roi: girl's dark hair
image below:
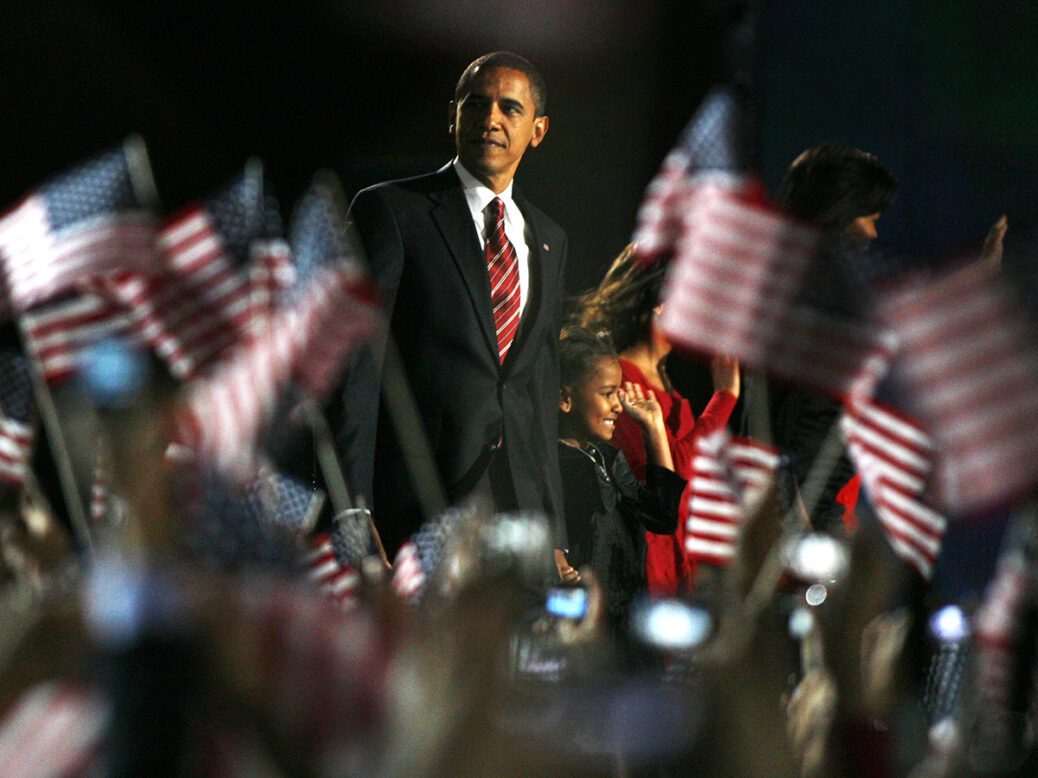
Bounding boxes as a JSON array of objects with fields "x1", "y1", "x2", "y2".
[
  {"x1": 777, "y1": 143, "x2": 897, "y2": 234},
  {"x1": 572, "y1": 244, "x2": 667, "y2": 354},
  {"x1": 559, "y1": 326, "x2": 617, "y2": 389}
]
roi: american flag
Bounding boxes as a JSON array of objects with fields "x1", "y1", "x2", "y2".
[
  {"x1": 244, "y1": 186, "x2": 294, "y2": 336},
  {"x1": 303, "y1": 531, "x2": 360, "y2": 608},
  {"x1": 686, "y1": 430, "x2": 779, "y2": 567},
  {"x1": 247, "y1": 238, "x2": 294, "y2": 336},
  {"x1": 0, "y1": 146, "x2": 156, "y2": 312},
  {"x1": 180, "y1": 256, "x2": 378, "y2": 480},
  {"x1": 289, "y1": 177, "x2": 349, "y2": 291},
  {"x1": 303, "y1": 510, "x2": 373, "y2": 610},
  {"x1": 104, "y1": 171, "x2": 273, "y2": 379},
  {"x1": 659, "y1": 186, "x2": 894, "y2": 399},
  {"x1": 972, "y1": 535, "x2": 1037, "y2": 759},
  {"x1": 243, "y1": 467, "x2": 324, "y2": 532},
  {"x1": 0, "y1": 348, "x2": 34, "y2": 486},
  {"x1": 877, "y1": 260, "x2": 1038, "y2": 513},
  {"x1": 391, "y1": 507, "x2": 461, "y2": 604},
  {"x1": 840, "y1": 396, "x2": 946, "y2": 579},
  {"x1": 187, "y1": 471, "x2": 306, "y2": 572},
  {"x1": 639, "y1": 87, "x2": 893, "y2": 399},
  {"x1": 0, "y1": 682, "x2": 108, "y2": 778},
  {"x1": 632, "y1": 86, "x2": 753, "y2": 264},
  {"x1": 21, "y1": 288, "x2": 134, "y2": 383}
]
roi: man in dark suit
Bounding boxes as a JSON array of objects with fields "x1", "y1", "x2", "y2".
[{"x1": 338, "y1": 52, "x2": 569, "y2": 564}]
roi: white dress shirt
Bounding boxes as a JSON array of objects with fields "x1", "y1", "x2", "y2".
[{"x1": 453, "y1": 158, "x2": 530, "y2": 318}]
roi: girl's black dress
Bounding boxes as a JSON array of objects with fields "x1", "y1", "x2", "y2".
[{"x1": 558, "y1": 440, "x2": 685, "y2": 628}]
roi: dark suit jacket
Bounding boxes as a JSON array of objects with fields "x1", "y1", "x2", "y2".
[{"x1": 337, "y1": 164, "x2": 567, "y2": 553}]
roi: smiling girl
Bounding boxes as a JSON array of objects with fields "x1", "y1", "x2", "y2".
[{"x1": 555, "y1": 327, "x2": 685, "y2": 630}]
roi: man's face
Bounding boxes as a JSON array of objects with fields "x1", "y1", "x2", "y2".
[{"x1": 451, "y1": 66, "x2": 548, "y2": 191}]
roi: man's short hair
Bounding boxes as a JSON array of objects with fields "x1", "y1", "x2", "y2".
[
  {"x1": 455, "y1": 51, "x2": 547, "y2": 116},
  {"x1": 777, "y1": 143, "x2": 897, "y2": 234}
]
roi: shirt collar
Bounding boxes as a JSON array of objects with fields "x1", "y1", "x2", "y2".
[{"x1": 453, "y1": 158, "x2": 515, "y2": 215}]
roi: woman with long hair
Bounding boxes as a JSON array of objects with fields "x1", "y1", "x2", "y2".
[
  {"x1": 574, "y1": 245, "x2": 739, "y2": 595},
  {"x1": 748, "y1": 143, "x2": 898, "y2": 534}
]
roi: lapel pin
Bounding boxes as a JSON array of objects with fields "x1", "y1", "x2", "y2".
[{"x1": 543, "y1": 243, "x2": 550, "y2": 252}]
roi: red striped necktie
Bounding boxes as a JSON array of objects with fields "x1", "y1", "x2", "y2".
[{"x1": 484, "y1": 197, "x2": 521, "y2": 362}]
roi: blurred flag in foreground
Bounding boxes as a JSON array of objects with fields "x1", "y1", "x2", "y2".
[
  {"x1": 304, "y1": 531, "x2": 360, "y2": 609},
  {"x1": 632, "y1": 87, "x2": 754, "y2": 265},
  {"x1": 640, "y1": 88, "x2": 892, "y2": 399},
  {"x1": 289, "y1": 175, "x2": 349, "y2": 293},
  {"x1": 659, "y1": 185, "x2": 893, "y2": 399},
  {"x1": 686, "y1": 430, "x2": 779, "y2": 567},
  {"x1": 971, "y1": 520, "x2": 1038, "y2": 762},
  {"x1": 841, "y1": 395, "x2": 946, "y2": 579},
  {"x1": 0, "y1": 348, "x2": 34, "y2": 485},
  {"x1": 877, "y1": 260, "x2": 1038, "y2": 514},
  {"x1": 0, "y1": 143, "x2": 156, "y2": 313},
  {"x1": 180, "y1": 255, "x2": 378, "y2": 479},
  {"x1": 391, "y1": 507, "x2": 462, "y2": 604},
  {"x1": 21, "y1": 289, "x2": 133, "y2": 384},
  {"x1": 105, "y1": 168, "x2": 278, "y2": 379}
]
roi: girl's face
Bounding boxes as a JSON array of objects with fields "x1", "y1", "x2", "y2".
[{"x1": 560, "y1": 356, "x2": 624, "y2": 442}]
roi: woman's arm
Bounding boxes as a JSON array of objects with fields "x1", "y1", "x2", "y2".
[{"x1": 668, "y1": 356, "x2": 740, "y2": 473}]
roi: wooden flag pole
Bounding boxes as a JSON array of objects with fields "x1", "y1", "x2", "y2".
[
  {"x1": 124, "y1": 134, "x2": 163, "y2": 213},
  {"x1": 306, "y1": 401, "x2": 390, "y2": 568},
  {"x1": 380, "y1": 331, "x2": 449, "y2": 521},
  {"x1": 733, "y1": 418, "x2": 849, "y2": 648},
  {"x1": 332, "y1": 174, "x2": 449, "y2": 527},
  {"x1": 793, "y1": 420, "x2": 847, "y2": 526},
  {"x1": 13, "y1": 319, "x2": 94, "y2": 553}
]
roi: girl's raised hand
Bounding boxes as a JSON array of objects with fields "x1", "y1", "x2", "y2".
[{"x1": 618, "y1": 381, "x2": 664, "y2": 432}]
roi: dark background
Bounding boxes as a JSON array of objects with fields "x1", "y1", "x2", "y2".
[
  {"x1": 4, "y1": 1, "x2": 1036, "y2": 283},
  {"x1": 4, "y1": 0, "x2": 1037, "y2": 595}
]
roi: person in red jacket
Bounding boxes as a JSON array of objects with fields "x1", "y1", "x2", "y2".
[{"x1": 575, "y1": 244, "x2": 739, "y2": 595}]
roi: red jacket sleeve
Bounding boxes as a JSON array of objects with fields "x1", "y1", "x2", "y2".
[{"x1": 669, "y1": 390, "x2": 737, "y2": 478}]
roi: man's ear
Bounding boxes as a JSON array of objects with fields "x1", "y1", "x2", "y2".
[
  {"x1": 559, "y1": 385, "x2": 573, "y2": 413},
  {"x1": 448, "y1": 101, "x2": 457, "y2": 135},
  {"x1": 529, "y1": 115, "x2": 549, "y2": 148}
]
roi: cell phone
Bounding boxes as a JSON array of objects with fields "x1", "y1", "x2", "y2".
[
  {"x1": 545, "y1": 586, "x2": 588, "y2": 619},
  {"x1": 631, "y1": 598, "x2": 712, "y2": 651}
]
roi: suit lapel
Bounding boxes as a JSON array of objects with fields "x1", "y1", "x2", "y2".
[
  {"x1": 507, "y1": 190, "x2": 552, "y2": 368},
  {"x1": 429, "y1": 170, "x2": 500, "y2": 360}
]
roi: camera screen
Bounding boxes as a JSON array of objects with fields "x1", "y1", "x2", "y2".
[{"x1": 545, "y1": 587, "x2": 588, "y2": 619}]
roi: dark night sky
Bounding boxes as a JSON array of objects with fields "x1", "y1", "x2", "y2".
[
  {"x1": 1, "y1": 0, "x2": 729, "y2": 293},
  {"x1": 5, "y1": 1, "x2": 1036, "y2": 282}
]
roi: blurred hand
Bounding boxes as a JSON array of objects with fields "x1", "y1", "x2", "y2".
[
  {"x1": 553, "y1": 548, "x2": 580, "y2": 583},
  {"x1": 556, "y1": 567, "x2": 604, "y2": 645},
  {"x1": 787, "y1": 669, "x2": 838, "y2": 777},
  {"x1": 860, "y1": 608, "x2": 911, "y2": 720},
  {"x1": 710, "y1": 355, "x2": 740, "y2": 398}
]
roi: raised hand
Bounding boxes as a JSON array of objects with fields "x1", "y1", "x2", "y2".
[
  {"x1": 710, "y1": 354, "x2": 740, "y2": 397},
  {"x1": 618, "y1": 381, "x2": 664, "y2": 432},
  {"x1": 619, "y1": 382, "x2": 674, "y2": 471}
]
